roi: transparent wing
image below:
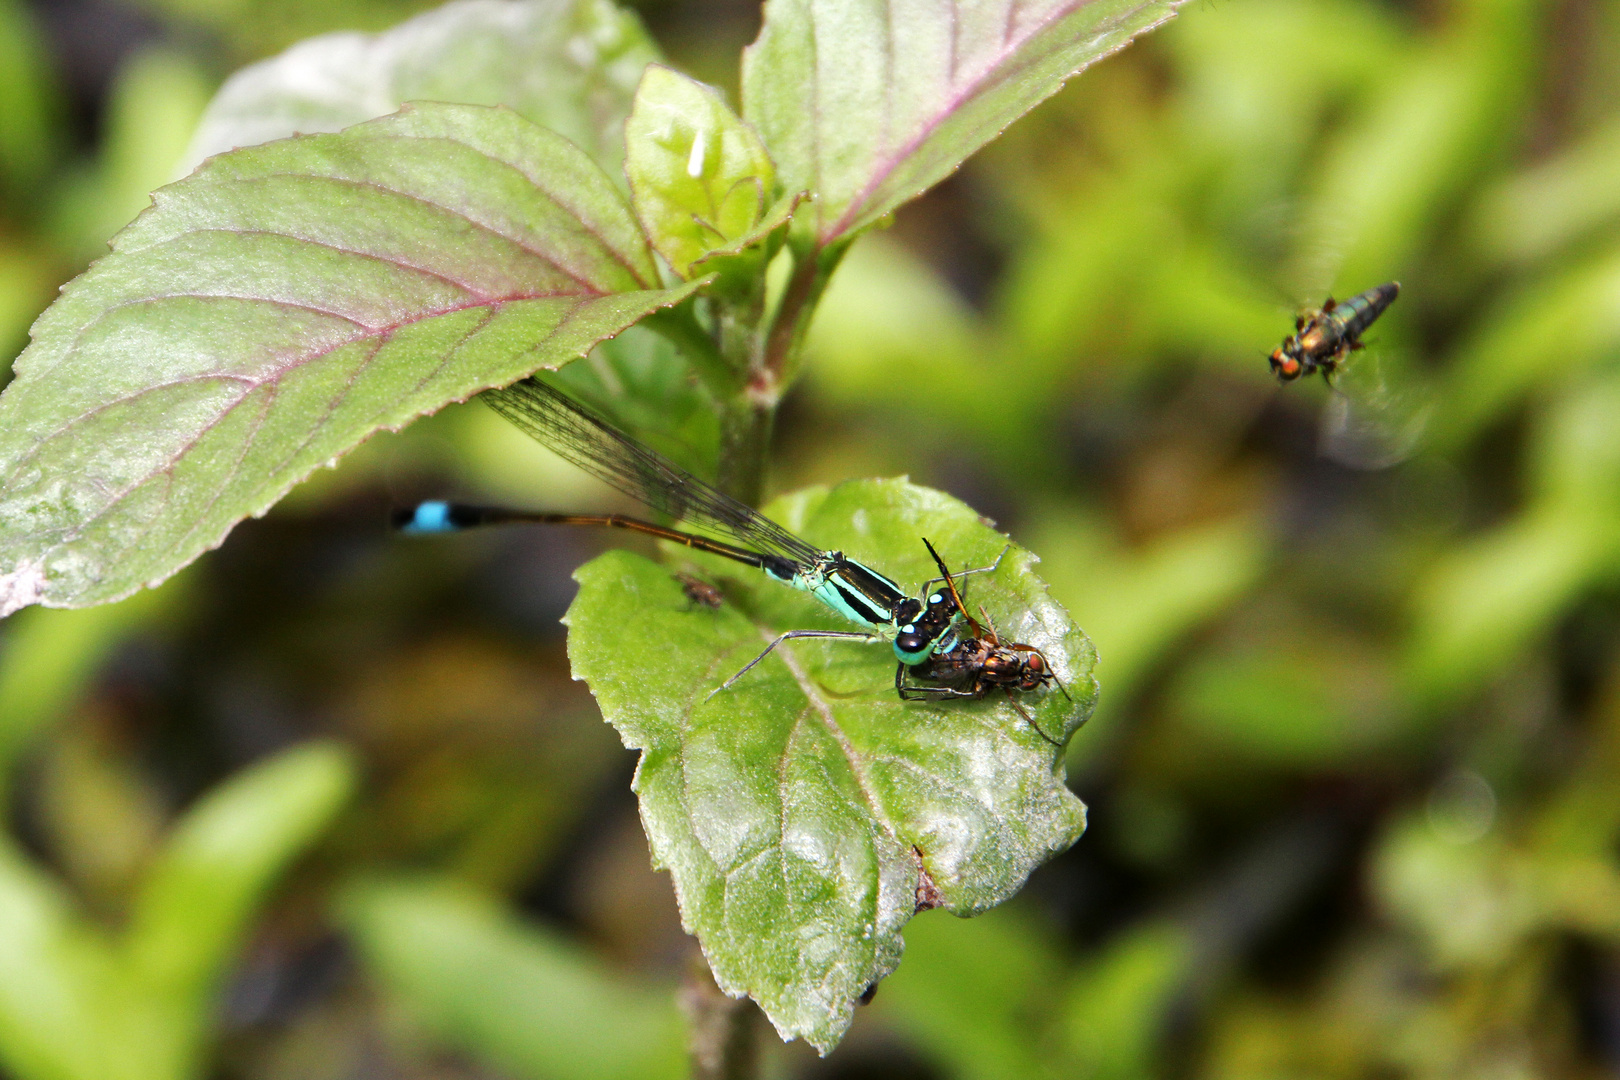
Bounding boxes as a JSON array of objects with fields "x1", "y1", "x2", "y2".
[
  {"x1": 1318, "y1": 345, "x2": 1431, "y2": 470},
  {"x1": 483, "y1": 377, "x2": 824, "y2": 565}
]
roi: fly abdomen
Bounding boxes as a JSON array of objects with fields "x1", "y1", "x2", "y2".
[{"x1": 1337, "y1": 282, "x2": 1400, "y2": 342}]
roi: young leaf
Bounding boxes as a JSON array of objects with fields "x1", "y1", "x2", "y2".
[
  {"x1": 741, "y1": 0, "x2": 1187, "y2": 247},
  {"x1": 124, "y1": 742, "x2": 356, "y2": 1005},
  {"x1": 183, "y1": 0, "x2": 660, "y2": 174},
  {"x1": 120, "y1": 741, "x2": 356, "y2": 1080},
  {"x1": 342, "y1": 878, "x2": 686, "y2": 1080},
  {"x1": 566, "y1": 478, "x2": 1095, "y2": 1053},
  {"x1": 0, "y1": 842, "x2": 111, "y2": 1080},
  {"x1": 0, "y1": 102, "x2": 702, "y2": 617},
  {"x1": 625, "y1": 65, "x2": 778, "y2": 278}
]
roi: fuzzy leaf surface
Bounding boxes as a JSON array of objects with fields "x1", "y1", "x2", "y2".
[
  {"x1": 625, "y1": 65, "x2": 777, "y2": 277},
  {"x1": 0, "y1": 102, "x2": 700, "y2": 615},
  {"x1": 183, "y1": 0, "x2": 660, "y2": 174},
  {"x1": 741, "y1": 0, "x2": 1186, "y2": 246},
  {"x1": 566, "y1": 477, "x2": 1094, "y2": 1052}
]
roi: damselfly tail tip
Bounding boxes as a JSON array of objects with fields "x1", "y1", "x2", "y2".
[{"x1": 395, "y1": 500, "x2": 458, "y2": 534}]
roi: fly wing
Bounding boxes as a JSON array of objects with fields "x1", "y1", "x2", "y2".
[
  {"x1": 1318, "y1": 346, "x2": 1430, "y2": 469},
  {"x1": 483, "y1": 378, "x2": 824, "y2": 565}
]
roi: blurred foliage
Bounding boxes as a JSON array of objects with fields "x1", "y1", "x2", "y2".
[{"x1": 1, "y1": 0, "x2": 1620, "y2": 1076}]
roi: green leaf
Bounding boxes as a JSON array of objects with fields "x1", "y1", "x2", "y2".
[
  {"x1": 1061, "y1": 920, "x2": 1192, "y2": 1080},
  {"x1": 625, "y1": 65, "x2": 778, "y2": 278},
  {"x1": 0, "y1": 102, "x2": 703, "y2": 616},
  {"x1": 342, "y1": 878, "x2": 686, "y2": 1080},
  {"x1": 0, "y1": 743, "x2": 353, "y2": 1080},
  {"x1": 1403, "y1": 506, "x2": 1619, "y2": 709},
  {"x1": 183, "y1": 0, "x2": 660, "y2": 175},
  {"x1": 125, "y1": 741, "x2": 356, "y2": 1000},
  {"x1": 119, "y1": 742, "x2": 356, "y2": 1078},
  {"x1": 565, "y1": 478, "x2": 1094, "y2": 1052},
  {"x1": 1431, "y1": 246, "x2": 1620, "y2": 452},
  {"x1": 0, "y1": 842, "x2": 112, "y2": 1080},
  {"x1": 0, "y1": 0, "x2": 60, "y2": 201},
  {"x1": 1291, "y1": 0, "x2": 1539, "y2": 290},
  {"x1": 878, "y1": 905, "x2": 1062, "y2": 1080},
  {"x1": 1469, "y1": 112, "x2": 1620, "y2": 267},
  {"x1": 741, "y1": 0, "x2": 1186, "y2": 248}
]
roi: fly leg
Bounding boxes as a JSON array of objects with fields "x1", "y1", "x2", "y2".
[
  {"x1": 708, "y1": 630, "x2": 883, "y2": 699},
  {"x1": 896, "y1": 661, "x2": 982, "y2": 701},
  {"x1": 1005, "y1": 690, "x2": 1063, "y2": 748}
]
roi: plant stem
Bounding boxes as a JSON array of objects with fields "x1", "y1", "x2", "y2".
[
  {"x1": 710, "y1": 265, "x2": 778, "y2": 506},
  {"x1": 680, "y1": 955, "x2": 759, "y2": 1080},
  {"x1": 707, "y1": 244, "x2": 841, "y2": 505},
  {"x1": 714, "y1": 394, "x2": 774, "y2": 508}
]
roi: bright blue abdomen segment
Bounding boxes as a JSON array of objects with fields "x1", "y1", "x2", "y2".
[{"x1": 401, "y1": 501, "x2": 457, "y2": 534}]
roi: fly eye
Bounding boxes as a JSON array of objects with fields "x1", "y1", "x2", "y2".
[{"x1": 1026, "y1": 654, "x2": 1045, "y2": 672}]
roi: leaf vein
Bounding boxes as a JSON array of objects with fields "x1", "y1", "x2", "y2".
[
  {"x1": 772, "y1": 635, "x2": 900, "y2": 851},
  {"x1": 141, "y1": 382, "x2": 279, "y2": 566},
  {"x1": 203, "y1": 171, "x2": 607, "y2": 295},
  {"x1": 192, "y1": 227, "x2": 494, "y2": 298},
  {"x1": 822, "y1": 0, "x2": 1161, "y2": 242},
  {"x1": 262, "y1": 333, "x2": 394, "y2": 480},
  {"x1": 352, "y1": 130, "x2": 654, "y2": 288}
]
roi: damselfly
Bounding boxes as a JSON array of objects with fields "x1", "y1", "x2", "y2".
[
  {"x1": 397, "y1": 377, "x2": 1017, "y2": 698},
  {"x1": 898, "y1": 540, "x2": 1067, "y2": 745}
]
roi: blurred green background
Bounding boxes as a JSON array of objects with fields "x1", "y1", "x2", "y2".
[{"x1": 4, "y1": 0, "x2": 1620, "y2": 1076}]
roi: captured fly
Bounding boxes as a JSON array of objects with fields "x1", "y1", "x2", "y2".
[{"x1": 898, "y1": 540, "x2": 1068, "y2": 745}]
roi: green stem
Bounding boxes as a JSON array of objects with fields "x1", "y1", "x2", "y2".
[
  {"x1": 680, "y1": 955, "x2": 759, "y2": 1080},
  {"x1": 710, "y1": 265, "x2": 777, "y2": 505},
  {"x1": 709, "y1": 243, "x2": 842, "y2": 505},
  {"x1": 714, "y1": 395, "x2": 774, "y2": 508}
]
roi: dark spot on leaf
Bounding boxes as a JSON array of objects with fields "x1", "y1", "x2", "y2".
[{"x1": 913, "y1": 847, "x2": 943, "y2": 911}]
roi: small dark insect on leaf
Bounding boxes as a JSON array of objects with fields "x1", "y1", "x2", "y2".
[
  {"x1": 676, "y1": 573, "x2": 725, "y2": 608},
  {"x1": 858, "y1": 982, "x2": 879, "y2": 1005}
]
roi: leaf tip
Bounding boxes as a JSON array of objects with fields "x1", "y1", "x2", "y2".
[{"x1": 0, "y1": 557, "x2": 48, "y2": 618}]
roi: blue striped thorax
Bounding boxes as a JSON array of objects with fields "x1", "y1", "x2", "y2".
[
  {"x1": 792, "y1": 553, "x2": 906, "y2": 629},
  {"x1": 780, "y1": 553, "x2": 963, "y2": 665}
]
